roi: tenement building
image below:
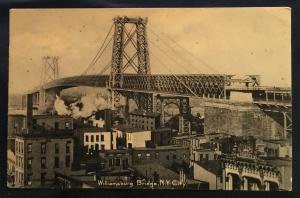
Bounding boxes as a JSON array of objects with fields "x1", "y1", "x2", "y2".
[
  {"x1": 14, "y1": 129, "x2": 74, "y2": 187},
  {"x1": 129, "y1": 110, "x2": 160, "y2": 131}
]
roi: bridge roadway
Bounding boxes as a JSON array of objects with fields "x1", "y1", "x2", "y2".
[{"x1": 28, "y1": 74, "x2": 291, "y2": 102}]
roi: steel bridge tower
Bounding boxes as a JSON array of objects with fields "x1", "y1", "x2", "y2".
[
  {"x1": 109, "y1": 16, "x2": 191, "y2": 134},
  {"x1": 38, "y1": 56, "x2": 60, "y2": 113},
  {"x1": 40, "y1": 56, "x2": 59, "y2": 85},
  {"x1": 110, "y1": 16, "x2": 152, "y2": 110}
]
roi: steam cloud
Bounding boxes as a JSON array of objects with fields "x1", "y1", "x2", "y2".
[
  {"x1": 54, "y1": 95, "x2": 71, "y2": 116},
  {"x1": 54, "y1": 94, "x2": 109, "y2": 119}
]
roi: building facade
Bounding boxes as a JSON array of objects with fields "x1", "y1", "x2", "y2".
[
  {"x1": 132, "y1": 145, "x2": 189, "y2": 167},
  {"x1": 129, "y1": 111, "x2": 160, "y2": 131},
  {"x1": 14, "y1": 132, "x2": 74, "y2": 187}
]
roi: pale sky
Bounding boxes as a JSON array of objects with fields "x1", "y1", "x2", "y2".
[{"x1": 9, "y1": 8, "x2": 291, "y2": 94}]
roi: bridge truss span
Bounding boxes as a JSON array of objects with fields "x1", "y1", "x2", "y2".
[{"x1": 121, "y1": 74, "x2": 228, "y2": 99}]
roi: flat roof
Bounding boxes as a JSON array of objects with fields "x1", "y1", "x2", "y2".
[
  {"x1": 172, "y1": 134, "x2": 198, "y2": 140},
  {"x1": 33, "y1": 114, "x2": 73, "y2": 119},
  {"x1": 114, "y1": 125, "x2": 149, "y2": 133},
  {"x1": 129, "y1": 110, "x2": 160, "y2": 117},
  {"x1": 133, "y1": 145, "x2": 188, "y2": 151}
]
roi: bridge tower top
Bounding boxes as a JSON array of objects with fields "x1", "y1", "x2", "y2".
[
  {"x1": 40, "y1": 56, "x2": 59, "y2": 86},
  {"x1": 110, "y1": 16, "x2": 150, "y2": 89}
]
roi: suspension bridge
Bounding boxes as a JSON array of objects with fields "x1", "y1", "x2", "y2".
[{"x1": 25, "y1": 16, "x2": 291, "y2": 135}]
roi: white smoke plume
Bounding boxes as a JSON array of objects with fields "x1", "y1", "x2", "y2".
[
  {"x1": 54, "y1": 93, "x2": 109, "y2": 119},
  {"x1": 89, "y1": 116, "x2": 105, "y2": 128},
  {"x1": 70, "y1": 94, "x2": 109, "y2": 118},
  {"x1": 54, "y1": 95, "x2": 71, "y2": 116}
]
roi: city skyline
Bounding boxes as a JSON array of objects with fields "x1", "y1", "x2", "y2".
[{"x1": 9, "y1": 8, "x2": 291, "y2": 94}]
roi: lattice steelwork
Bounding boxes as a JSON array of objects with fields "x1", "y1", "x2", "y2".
[
  {"x1": 40, "y1": 56, "x2": 59, "y2": 85},
  {"x1": 121, "y1": 74, "x2": 227, "y2": 98},
  {"x1": 110, "y1": 17, "x2": 151, "y2": 108},
  {"x1": 39, "y1": 74, "x2": 227, "y2": 99},
  {"x1": 136, "y1": 18, "x2": 150, "y2": 74}
]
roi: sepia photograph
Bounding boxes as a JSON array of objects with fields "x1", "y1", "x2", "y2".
[{"x1": 7, "y1": 8, "x2": 292, "y2": 190}]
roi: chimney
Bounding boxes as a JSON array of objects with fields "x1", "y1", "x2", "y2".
[
  {"x1": 103, "y1": 109, "x2": 112, "y2": 131},
  {"x1": 26, "y1": 94, "x2": 33, "y2": 132}
]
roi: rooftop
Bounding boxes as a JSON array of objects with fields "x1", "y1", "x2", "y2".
[
  {"x1": 78, "y1": 127, "x2": 114, "y2": 133},
  {"x1": 33, "y1": 114, "x2": 73, "y2": 119},
  {"x1": 133, "y1": 145, "x2": 189, "y2": 151},
  {"x1": 114, "y1": 124, "x2": 149, "y2": 133},
  {"x1": 132, "y1": 163, "x2": 179, "y2": 180},
  {"x1": 15, "y1": 128, "x2": 74, "y2": 138},
  {"x1": 152, "y1": 127, "x2": 172, "y2": 132},
  {"x1": 172, "y1": 134, "x2": 198, "y2": 140},
  {"x1": 129, "y1": 110, "x2": 160, "y2": 117},
  {"x1": 194, "y1": 160, "x2": 222, "y2": 175}
]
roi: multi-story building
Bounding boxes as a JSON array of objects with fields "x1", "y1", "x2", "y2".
[
  {"x1": 7, "y1": 149, "x2": 16, "y2": 186},
  {"x1": 83, "y1": 129, "x2": 117, "y2": 152},
  {"x1": 193, "y1": 160, "x2": 223, "y2": 190},
  {"x1": 114, "y1": 125, "x2": 151, "y2": 149},
  {"x1": 129, "y1": 110, "x2": 160, "y2": 131},
  {"x1": 84, "y1": 150, "x2": 132, "y2": 173},
  {"x1": 33, "y1": 114, "x2": 74, "y2": 131},
  {"x1": 151, "y1": 127, "x2": 174, "y2": 146},
  {"x1": 14, "y1": 130, "x2": 74, "y2": 187},
  {"x1": 132, "y1": 145, "x2": 189, "y2": 167}
]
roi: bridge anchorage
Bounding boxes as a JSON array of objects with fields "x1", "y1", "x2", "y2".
[{"x1": 26, "y1": 16, "x2": 292, "y2": 136}]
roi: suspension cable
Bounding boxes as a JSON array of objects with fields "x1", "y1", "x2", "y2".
[
  {"x1": 148, "y1": 26, "x2": 220, "y2": 73},
  {"x1": 150, "y1": 51, "x2": 198, "y2": 97},
  {"x1": 81, "y1": 24, "x2": 114, "y2": 75}
]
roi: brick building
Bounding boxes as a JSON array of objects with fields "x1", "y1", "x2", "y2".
[
  {"x1": 114, "y1": 125, "x2": 151, "y2": 149},
  {"x1": 132, "y1": 145, "x2": 189, "y2": 167},
  {"x1": 151, "y1": 127, "x2": 174, "y2": 146},
  {"x1": 14, "y1": 131, "x2": 74, "y2": 187},
  {"x1": 129, "y1": 110, "x2": 160, "y2": 130}
]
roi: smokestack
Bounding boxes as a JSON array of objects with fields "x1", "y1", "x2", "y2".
[
  {"x1": 26, "y1": 94, "x2": 33, "y2": 132},
  {"x1": 103, "y1": 109, "x2": 112, "y2": 131}
]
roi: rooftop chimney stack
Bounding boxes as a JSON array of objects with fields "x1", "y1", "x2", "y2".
[
  {"x1": 26, "y1": 94, "x2": 33, "y2": 132},
  {"x1": 103, "y1": 109, "x2": 112, "y2": 131}
]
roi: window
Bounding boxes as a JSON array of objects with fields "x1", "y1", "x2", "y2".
[
  {"x1": 101, "y1": 135, "x2": 104, "y2": 141},
  {"x1": 214, "y1": 154, "x2": 218, "y2": 160},
  {"x1": 166, "y1": 155, "x2": 169, "y2": 160},
  {"x1": 95, "y1": 144, "x2": 99, "y2": 151},
  {"x1": 66, "y1": 141, "x2": 71, "y2": 153},
  {"x1": 65, "y1": 156, "x2": 70, "y2": 167},
  {"x1": 155, "y1": 153, "x2": 159, "y2": 159},
  {"x1": 27, "y1": 158, "x2": 32, "y2": 169},
  {"x1": 54, "y1": 122, "x2": 59, "y2": 130},
  {"x1": 41, "y1": 157, "x2": 46, "y2": 169},
  {"x1": 55, "y1": 143, "x2": 59, "y2": 154},
  {"x1": 27, "y1": 143, "x2": 32, "y2": 153},
  {"x1": 16, "y1": 142, "x2": 19, "y2": 153},
  {"x1": 41, "y1": 143, "x2": 46, "y2": 154},
  {"x1": 206, "y1": 154, "x2": 209, "y2": 160},
  {"x1": 137, "y1": 153, "x2": 141, "y2": 159},
  {"x1": 27, "y1": 174, "x2": 32, "y2": 186},
  {"x1": 91, "y1": 145, "x2": 94, "y2": 150},
  {"x1": 85, "y1": 135, "x2": 89, "y2": 142},
  {"x1": 101, "y1": 145, "x2": 105, "y2": 150},
  {"x1": 109, "y1": 159, "x2": 114, "y2": 167},
  {"x1": 173, "y1": 154, "x2": 177, "y2": 160},
  {"x1": 146, "y1": 153, "x2": 151, "y2": 160},
  {"x1": 54, "y1": 157, "x2": 59, "y2": 168},
  {"x1": 20, "y1": 142, "x2": 23, "y2": 153},
  {"x1": 41, "y1": 172, "x2": 46, "y2": 185},
  {"x1": 200, "y1": 154, "x2": 203, "y2": 161},
  {"x1": 115, "y1": 158, "x2": 121, "y2": 166},
  {"x1": 96, "y1": 135, "x2": 99, "y2": 141},
  {"x1": 91, "y1": 135, "x2": 94, "y2": 142},
  {"x1": 65, "y1": 122, "x2": 70, "y2": 129}
]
